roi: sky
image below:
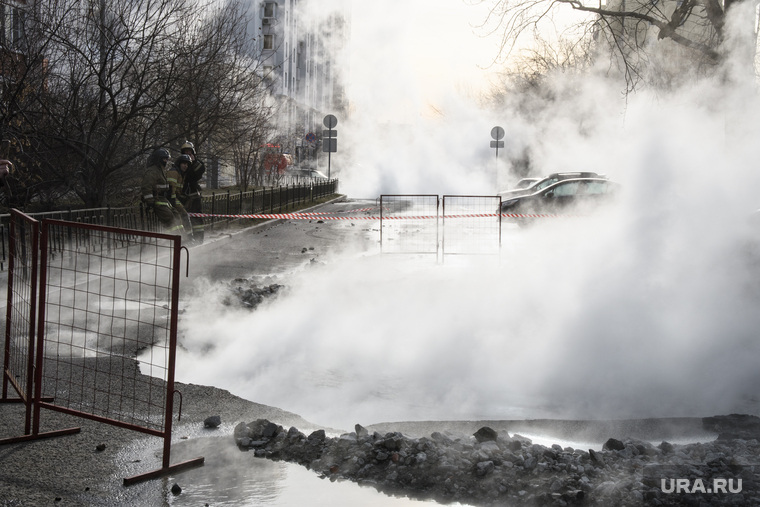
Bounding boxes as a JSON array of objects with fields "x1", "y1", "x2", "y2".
[
  {"x1": 160, "y1": 0, "x2": 760, "y2": 432},
  {"x1": 344, "y1": 0, "x2": 499, "y2": 120}
]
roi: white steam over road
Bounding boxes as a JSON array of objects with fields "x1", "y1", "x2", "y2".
[{"x1": 170, "y1": 1, "x2": 760, "y2": 431}]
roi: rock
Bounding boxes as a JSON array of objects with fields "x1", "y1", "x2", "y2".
[
  {"x1": 473, "y1": 426, "x2": 498, "y2": 443},
  {"x1": 307, "y1": 429, "x2": 326, "y2": 443},
  {"x1": 225, "y1": 281, "x2": 283, "y2": 310},
  {"x1": 287, "y1": 426, "x2": 305, "y2": 441},
  {"x1": 479, "y1": 441, "x2": 500, "y2": 453},
  {"x1": 588, "y1": 448, "x2": 605, "y2": 465},
  {"x1": 355, "y1": 424, "x2": 368, "y2": 438},
  {"x1": 95, "y1": 444, "x2": 106, "y2": 452},
  {"x1": 603, "y1": 438, "x2": 625, "y2": 451},
  {"x1": 261, "y1": 421, "x2": 280, "y2": 438},
  {"x1": 204, "y1": 415, "x2": 222, "y2": 428},
  {"x1": 170, "y1": 483, "x2": 182, "y2": 495},
  {"x1": 233, "y1": 421, "x2": 249, "y2": 440},
  {"x1": 475, "y1": 461, "x2": 494, "y2": 476},
  {"x1": 376, "y1": 433, "x2": 403, "y2": 451},
  {"x1": 230, "y1": 417, "x2": 760, "y2": 507}
]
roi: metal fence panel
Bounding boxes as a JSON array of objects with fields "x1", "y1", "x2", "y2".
[
  {"x1": 442, "y1": 195, "x2": 502, "y2": 257},
  {"x1": 380, "y1": 195, "x2": 439, "y2": 255},
  {"x1": 1, "y1": 214, "x2": 202, "y2": 482},
  {"x1": 1, "y1": 210, "x2": 39, "y2": 434},
  {"x1": 35, "y1": 219, "x2": 180, "y2": 437}
]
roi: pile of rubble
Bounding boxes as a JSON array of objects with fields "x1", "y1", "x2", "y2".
[
  {"x1": 223, "y1": 277, "x2": 284, "y2": 309},
  {"x1": 234, "y1": 416, "x2": 760, "y2": 506}
]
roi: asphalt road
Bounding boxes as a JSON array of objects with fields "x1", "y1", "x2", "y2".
[{"x1": 182, "y1": 196, "x2": 378, "y2": 287}]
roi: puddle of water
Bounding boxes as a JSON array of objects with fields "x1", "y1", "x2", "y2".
[{"x1": 129, "y1": 435, "x2": 462, "y2": 506}]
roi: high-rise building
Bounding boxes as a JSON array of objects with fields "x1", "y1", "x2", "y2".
[{"x1": 254, "y1": 0, "x2": 349, "y2": 167}]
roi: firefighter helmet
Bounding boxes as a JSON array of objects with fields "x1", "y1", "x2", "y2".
[
  {"x1": 176, "y1": 154, "x2": 192, "y2": 166},
  {"x1": 149, "y1": 148, "x2": 171, "y2": 167},
  {"x1": 180, "y1": 141, "x2": 196, "y2": 155}
]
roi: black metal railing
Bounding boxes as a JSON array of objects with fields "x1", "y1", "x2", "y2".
[{"x1": 0, "y1": 180, "x2": 339, "y2": 271}]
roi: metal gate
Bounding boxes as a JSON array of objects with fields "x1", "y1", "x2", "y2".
[
  {"x1": 380, "y1": 195, "x2": 502, "y2": 260},
  {"x1": 379, "y1": 195, "x2": 439, "y2": 256},
  {"x1": 442, "y1": 195, "x2": 502, "y2": 259},
  {"x1": 1, "y1": 211, "x2": 203, "y2": 485}
]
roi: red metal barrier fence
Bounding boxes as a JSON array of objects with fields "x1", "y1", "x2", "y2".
[
  {"x1": 2, "y1": 210, "x2": 44, "y2": 436},
  {"x1": 1, "y1": 211, "x2": 203, "y2": 485}
]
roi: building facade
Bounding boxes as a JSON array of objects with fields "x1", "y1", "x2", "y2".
[{"x1": 253, "y1": 0, "x2": 349, "y2": 168}]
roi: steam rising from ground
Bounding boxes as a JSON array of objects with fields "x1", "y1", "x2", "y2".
[
  {"x1": 174, "y1": 82, "x2": 760, "y2": 427},
  {"x1": 172, "y1": 3, "x2": 760, "y2": 430}
]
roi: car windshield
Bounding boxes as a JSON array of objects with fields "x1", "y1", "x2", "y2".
[
  {"x1": 515, "y1": 178, "x2": 537, "y2": 189},
  {"x1": 534, "y1": 178, "x2": 558, "y2": 191}
]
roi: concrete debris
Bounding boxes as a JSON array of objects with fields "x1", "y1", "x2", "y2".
[
  {"x1": 204, "y1": 415, "x2": 222, "y2": 429},
  {"x1": 224, "y1": 280, "x2": 284, "y2": 310},
  {"x1": 233, "y1": 418, "x2": 760, "y2": 506},
  {"x1": 473, "y1": 426, "x2": 499, "y2": 443}
]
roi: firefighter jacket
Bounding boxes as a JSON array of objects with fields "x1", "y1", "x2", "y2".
[
  {"x1": 141, "y1": 163, "x2": 172, "y2": 206},
  {"x1": 183, "y1": 159, "x2": 205, "y2": 195},
  {"x1": 165, "y1": 164, "x2": 186, "y2": 204}
]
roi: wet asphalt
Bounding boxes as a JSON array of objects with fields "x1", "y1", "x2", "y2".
[{"x1": 182, "y1": 196, "x2": 378, "y2": 285}]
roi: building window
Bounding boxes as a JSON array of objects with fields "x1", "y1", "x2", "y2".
[
  {"x1": 0, "y1": 3, "x2": 26, "y2": 49},
  {"x1": 263, "y1": 34, "x2": 274, "y2": 50},
  {"x1": 264, "y1": 2, "x2": 276, "y2": 18}
]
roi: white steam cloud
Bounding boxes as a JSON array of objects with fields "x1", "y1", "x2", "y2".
[{"x1": 170, "y1": 1, "x2": 760, "y2": 431}]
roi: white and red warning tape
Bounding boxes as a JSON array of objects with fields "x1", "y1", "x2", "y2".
[{"x1": 187, "y1": 212, "x2": 578, "y2": 220}]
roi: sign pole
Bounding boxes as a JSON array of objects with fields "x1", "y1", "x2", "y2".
[
  {"x1": 322, "y1": 115, "x2": 338, "y2": 180},
  {"x1": 490, "y1": 126, "x2": 505, "y2": 191}
]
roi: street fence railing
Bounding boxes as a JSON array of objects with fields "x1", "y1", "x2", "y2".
[{"x1": 0, "y1": 179, "x2": 339, "y2": 271}]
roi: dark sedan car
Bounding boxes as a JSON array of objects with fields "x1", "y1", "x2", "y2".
[
  {"x1": 498, "y1": 171, "x2": 606, "y2": 200},
  {"x1": 499, "y1": 178, "x2": 619, "y2": 224}
]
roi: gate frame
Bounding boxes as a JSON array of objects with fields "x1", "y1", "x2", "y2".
[
  {"x1": 379, "y1": 194, "x2": 440, "y2": 257},
  {"x1": 1, "y1": 210, "x2": 78, "y2": 441},
  {"x1": 441, "y1": 194, "x2": 502, "y2": 260}
]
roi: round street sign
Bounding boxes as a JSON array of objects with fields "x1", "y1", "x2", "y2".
[
  {"x1": 305, "y1": 132, "x2": 316, "y2": 143},
  {"x1": 491, "y1": 126, "x2": 505, "y2": 140},
  {"x1": 323, "y1": 114, "x2": 338, "y2": 129}
]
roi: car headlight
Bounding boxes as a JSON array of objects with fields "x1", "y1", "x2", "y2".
[{"x1": 501, "y1": 199, "x2": 519, "y2": 209}]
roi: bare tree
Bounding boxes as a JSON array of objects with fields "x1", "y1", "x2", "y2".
[
  {"x1": 229, "y1": 97, "x2": 276, "y2": 191},
  {"x1": 474, "y1": 0, "x2": 758, "y2": 91},
  {"x1": 0, "y1": 0, "x2": 276, "y2": 209},
  {"x1": 164, "y1": 1, "x2": 280, "y2": 192},
  {"x1": 482, "y1": 31, "x2": 596, "y2": 179}
]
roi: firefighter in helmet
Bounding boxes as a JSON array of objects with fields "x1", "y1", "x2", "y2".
[
  {"x1": 140, "y1": 148, "x2": 187, "y2": 238},
  {"x1": 166, "y1": 154, "x2": 194, "y2": 238},
  {"x1": 179, "y1": 141, "x2": 206, "y2": 243}
]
